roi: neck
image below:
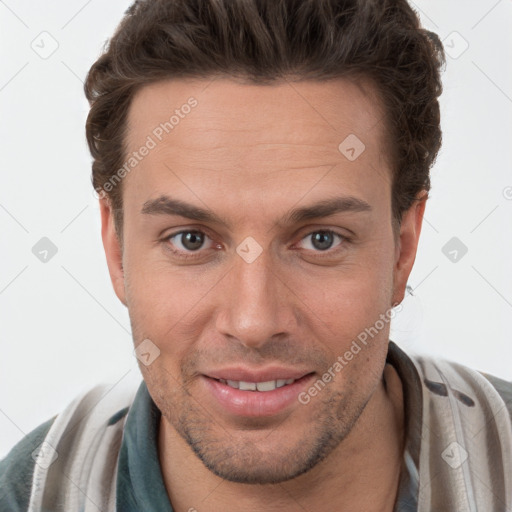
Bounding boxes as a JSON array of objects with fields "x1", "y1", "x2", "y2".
[{"x1": 158, "y1": 363, "x2": 404, "y2": 512}]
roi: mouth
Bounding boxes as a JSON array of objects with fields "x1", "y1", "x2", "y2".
[
  {"x1": 201, "y1": 373, "x2": 316, "y2": 417},
  {"x1": 214, "y1": 377, "x2": 298, "y2": 392}
]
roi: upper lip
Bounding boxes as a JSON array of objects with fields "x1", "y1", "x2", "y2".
[{"x1": 204, "y1": 367, "x2": 313, "y2": 382}]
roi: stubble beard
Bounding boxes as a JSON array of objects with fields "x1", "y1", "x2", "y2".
[{"x1": 153, "y1": 378, "x2": 370, "y2": 485}]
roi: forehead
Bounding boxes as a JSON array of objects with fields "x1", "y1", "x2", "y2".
[
  {"x1": 126, "y1": 76, "x2": 385, "y2": 149},
  {"x1": 123, "y1": 77, "x2": 391, "y2": 211}
]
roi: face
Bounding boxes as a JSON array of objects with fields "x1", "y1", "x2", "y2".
[{"x1": 101, "y1": 77, "x2": 424, "y2": 484}]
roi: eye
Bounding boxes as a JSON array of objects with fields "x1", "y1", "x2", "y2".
[
  {"x1": 165, "y1": 230, "x2": 215, "y2": 253},
  {"x1": 298, "y1": 230, "x2": 345, "y2": 252}
]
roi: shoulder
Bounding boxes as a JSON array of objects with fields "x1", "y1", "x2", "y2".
[
  {"x1": 0, "y1": 415, "x2": 56, "y2": 512},
  {"x1": 479, "y1": 371, "x2": 512, "y2": 421},
  {"x1": 0, "y1": 381, "x2": 139, "y2": 512},
  {"x1": 410, "y1": 348, "x2": 512, "y2": 426}
]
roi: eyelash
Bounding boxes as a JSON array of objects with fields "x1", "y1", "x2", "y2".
[{"x1": 161, "y1": 229, "x2": 350, "y2": 261}]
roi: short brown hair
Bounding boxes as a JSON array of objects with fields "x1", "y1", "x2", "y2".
[{"x1": 85, "y1": 0, "x2": 444, "y2": 241}]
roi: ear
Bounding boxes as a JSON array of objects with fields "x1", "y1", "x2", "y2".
[
  {"x1": 392, "y1": 191, "x2": 427, "y2": 306},
  {"x1": 99, "y1": 198, "x2": 127, "y2": 307}
]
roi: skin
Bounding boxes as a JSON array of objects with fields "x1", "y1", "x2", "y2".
[{"x1": 100, "y1": 77, "x2": 426, "y2": 511}]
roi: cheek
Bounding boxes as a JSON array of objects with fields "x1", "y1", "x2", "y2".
[
  {"x1": 123, "y1": 254, "x2": 218, "y2": 360},
  {"x1": 294, "y1": 246, "x2": 394, "y2": 320},
  {"x1": 290, "y1": 240, "x2": 395, "y2": 363},
  {"x1": 124, "y1": 241, "x2": 191, "y2": 312}
]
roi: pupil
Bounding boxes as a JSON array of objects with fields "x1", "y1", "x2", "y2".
[
  {"x1": 182, "y1": 231, "x2": 204, "y2": 251},
  {"x1": 312, "y1": 231, "x2": 333, "y2": 251}
]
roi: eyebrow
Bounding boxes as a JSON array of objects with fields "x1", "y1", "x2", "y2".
[
  {"x1": 285, "y1": 196, "x2": 372, "y2": 224},
  {"x1": 141, "y1": 196, "x2": 227, "y2": 226},
  {"x1": 141, "y1": 195, "x2": 372, "y2": 227}
]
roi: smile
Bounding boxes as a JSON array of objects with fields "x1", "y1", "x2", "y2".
[
  {"x1": 202, "y1": 374, "x2": 315, "y2": 417},
  {"x1": 216, "y1": 378, "x2": 296, "y2": 391}
]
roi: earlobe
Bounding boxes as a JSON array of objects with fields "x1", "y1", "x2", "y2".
[
  {"x1": 392, "y1": 192, "x2": 427, "y2": 306},
  {"x1": 99, "y1": 198, "x2": 127, "y2": 307}
]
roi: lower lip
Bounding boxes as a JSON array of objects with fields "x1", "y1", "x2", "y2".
[{"x1": 201, "y1": 374, "x2": 315, "y2": 417}]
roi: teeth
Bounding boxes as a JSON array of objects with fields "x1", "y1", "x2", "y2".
[
  {"x1": 219, "y1": 378, "x2": 296, "y2": 391},
  {"x1": 256, "y1": 380, "x2": 276, "y2": 392},
  {"x1": 239, "y1": 381, "x2": 257, "y2": 391}
]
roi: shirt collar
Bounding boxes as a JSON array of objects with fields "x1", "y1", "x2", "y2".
[
  {"x1": 116, "y1": 380, "x2": 173, "y2": 512},
  {"x1": 386, "y1": 340, "x2": 423, "y2": 510}
]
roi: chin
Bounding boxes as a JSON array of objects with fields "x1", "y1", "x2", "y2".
[{"x1": 175, "y1": 407, "x2": 357, "y2": 485}]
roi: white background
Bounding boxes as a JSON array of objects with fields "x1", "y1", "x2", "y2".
[{"x1": 1, "y1": 0, "x2": 511, "y2": 457}]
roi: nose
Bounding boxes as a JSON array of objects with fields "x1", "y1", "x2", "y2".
[{"x1": 215, "y1": 247, "x2": 295, "y2": 349}]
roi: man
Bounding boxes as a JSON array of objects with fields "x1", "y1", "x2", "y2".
[{"x1": 1, "y1": 0, "x2": 511, "y2": 511}]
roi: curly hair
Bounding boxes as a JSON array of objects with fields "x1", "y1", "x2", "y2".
[{"x1": 84, "y1": 0, "x2": 445, "y2": 241}]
